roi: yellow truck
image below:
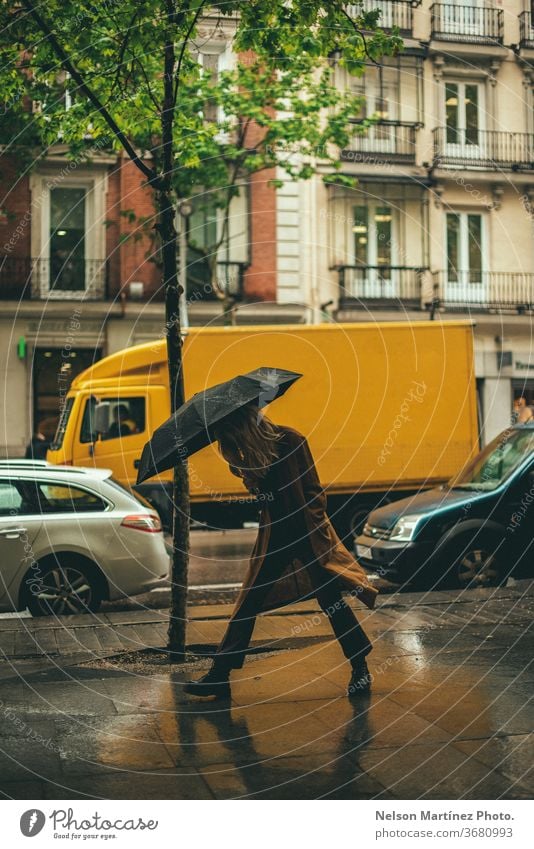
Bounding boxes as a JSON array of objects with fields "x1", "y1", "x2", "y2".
[{"x1": 47, "y1": 320, "x2": 479, "y2": 541}]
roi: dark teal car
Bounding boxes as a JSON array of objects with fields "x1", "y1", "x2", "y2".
[{"x1": 355, "y1": 424, "x2": 534, "y2": 590}]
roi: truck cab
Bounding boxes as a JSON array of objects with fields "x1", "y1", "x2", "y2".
[
  {"x1": 355, "y1": 424, "x2": 534, "y2": 590},
  {"x1": 48, "y1": 372, "x2": 173, "y2": 526}
]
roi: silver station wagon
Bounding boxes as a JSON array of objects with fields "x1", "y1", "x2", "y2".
[{"x1": 0, "y1": 460, "x2": 169, "y2": 616}]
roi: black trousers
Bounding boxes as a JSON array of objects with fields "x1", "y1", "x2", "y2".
[{"x1": 214, "y1": 540, "x2": 373, "y2": 671}]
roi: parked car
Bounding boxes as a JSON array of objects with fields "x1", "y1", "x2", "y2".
[
  {"x1": 355, "y1": 424, "x2": 534, "y2": 590},
  {"x1": 0, "y1": 461, "x2": 169, "y2": 615}
]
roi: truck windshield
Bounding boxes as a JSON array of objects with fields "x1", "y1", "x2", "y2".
[
  {"x1": 448, "y1": 428, "x2": 534, "y2": 491},
  {"x1": 50, "y1": 397, "x2": 74, "y2": 450}
]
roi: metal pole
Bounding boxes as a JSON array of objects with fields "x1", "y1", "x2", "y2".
[
  {"x1": 178, "y1": 201, "x2": 192, "y2": 331},
  {"x1": 179, "y1": 220, "x2": 189, "y2": 331}
]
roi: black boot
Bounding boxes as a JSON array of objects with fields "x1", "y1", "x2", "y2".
[
  {"x1": 183, "y1": 663, "x2": 231, "y2": 699},
  {"x1": 347, "y1": 659, "x2": 371, "y2": 697}
]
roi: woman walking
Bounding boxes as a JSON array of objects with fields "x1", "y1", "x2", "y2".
[{"x1": 184, "y1": 403, "x2": 378, "y2": 700}]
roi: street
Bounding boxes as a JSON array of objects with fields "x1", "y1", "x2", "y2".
[
  {"x1": 119, "y1": 528, "x2": 255, "y2": 610},
  {"x1": 0, "y1": 527, "x2": 392, "y2": 623},
  {"x1": 181, "y1": 528, "x2": 256, "y2": 588},
  {"x1": 0, "y1": 577, "x2": 533, "y2": 800},
  {"x1": 107, "y1": 527, "x2": 392, "y2": 612}
]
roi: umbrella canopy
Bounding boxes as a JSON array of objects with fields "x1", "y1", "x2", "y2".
[{"x1": 136, "y1": 366, "x2": 302, "y2": 484}]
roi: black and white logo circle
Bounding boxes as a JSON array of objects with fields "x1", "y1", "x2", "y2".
[{"x1": 20, "y1": 810, "x2": 46, "y2": 837}]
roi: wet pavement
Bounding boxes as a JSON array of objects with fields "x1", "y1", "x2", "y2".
[{"x1": 0, "y1": 579, "x2": 532, "y2": 800}]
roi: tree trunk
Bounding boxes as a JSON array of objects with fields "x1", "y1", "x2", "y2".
[
  {"x1": 159, "y1": 190, "x2": 190, "y2": 659},
  {"x1": 161, "y1": 3, "x2": 189, "y2": 659}
]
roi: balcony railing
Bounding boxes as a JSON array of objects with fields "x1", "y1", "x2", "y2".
[
  {"x1": 0, "y1": 257, "x2": 247, "y2": 303},
  {"x1": 432, "y1": 271, "x2": 534, "y2": 312},
  {"x1": 346, "y1": 1, "x2": 414, "y2": 36},
  {"x1": 433, "y1": 127, "x2": 534, "y2": 170},
  {"x1": 187, "y1": 259, "x2": 245, "y2": 302},
  {"x1": 0, "y1": 257, "x2": 107, "y2": 300},
  {"x1": 148, "y1": 259, "x2": 246, "y2": 302},
  {"x1": 0, "y1": 257, "x2": 32, "y2": 300},
  {"x1": 519, "y1": 11, "x2": 534, "y2": 50},
  {"x1": 342, "y1": 121, "x2": 418, "y2": 164},
  {"x1": 430, "y1": 3, "x2": 503, "y2": 44},
  {"x1": 338, "y1": 266, "x2": 424, "y2": 304}
]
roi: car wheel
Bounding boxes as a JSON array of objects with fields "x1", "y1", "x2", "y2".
[
  {"x1": 23, "y1": 558, "x2": 103, "y2": 616},
  {"x1": 439, "y1": 533, "x2": 506, "y2": 590},
  {"x1": 348, "y1": 502, "x2": 377, "y2": 540}
]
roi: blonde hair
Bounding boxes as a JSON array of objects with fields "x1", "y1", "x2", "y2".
[{"x1": 214, "y1": 404, "x2": 282, "y2": 480}]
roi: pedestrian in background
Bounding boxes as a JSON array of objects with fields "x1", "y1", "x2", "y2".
[{"x1": 25, "y1": 423, "x2": 50, "y2": 460}]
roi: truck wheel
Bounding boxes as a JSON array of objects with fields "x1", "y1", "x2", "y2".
[
  {"x1": 22, "y1": 558, "x2": 103, "y2": 616},
  {"x1": 438, "y1": 532, "x2": 507, "y2": 590}
]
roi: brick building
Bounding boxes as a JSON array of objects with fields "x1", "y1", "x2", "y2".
[{"x1": 0, "y1": 136, "x2": 291, "y2": 456}]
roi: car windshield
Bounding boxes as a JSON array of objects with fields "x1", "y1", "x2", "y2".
[
  {"x1": 447, "y1": 427, "x2": 534, "y2": 491},
  {"x1": 50, "y1": 397, "x2": 74, "y2": 450}
]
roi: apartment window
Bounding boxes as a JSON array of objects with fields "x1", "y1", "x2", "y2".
[
  {"x1": 446, "y1": 212, "x2": 485, "y2": 300},
  {"x1": 189, "y1": 196, "x2": 218, "y2": 254},
  {"x1": 30, "y1": 169, "x2": 107, "y2": 299},
  {"x1": 185, "y1": 196, "x2": 219, "y2": 296},
  {"x1": 198, "y1": 44, "x2": 231, "y2": 126},
  {"x1": 445, "y1": 81, "x2": 483, "y2": 150},
  {"x1": 354, "y1": 80, "x2": 395, "y2": 124},
  {"x1": 352, "y1": 67, "x2": 399, "y2": 153},
  {"x1": 354, "y1": 204, "x2": 394, "y2": 268},
  {"x1": 49, "y1": 187, "x2": 86, "y2": 292},
  {"x1": 353, "y1": 204, "x2": 396, "y2": 296},
  {"x1": 199, "y1": 52, "x2": 219, "y2": 123}
]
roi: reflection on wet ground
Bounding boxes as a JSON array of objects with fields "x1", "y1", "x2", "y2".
[{"x1": 0, "y1": 581, "x2": 533, "y2": 800}]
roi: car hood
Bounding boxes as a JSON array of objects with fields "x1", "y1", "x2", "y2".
[{"x1": 367, "y1": 487, "x2": 480, "y2": 531}]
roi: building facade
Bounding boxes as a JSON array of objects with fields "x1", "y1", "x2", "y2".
[
  {"x1": 0, "y1": 23, "x2": 298, "y2": 456},
  {"x1": 277, "y1": 0, "x2": 534, "y2": 443},
  {"x1": 1, "y1": 0, "x2": 534, "y2": 453}
]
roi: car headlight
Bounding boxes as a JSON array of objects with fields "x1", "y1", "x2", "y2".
[{"x1": 389, "y1": 514, "x2": 423, "y2": 542}]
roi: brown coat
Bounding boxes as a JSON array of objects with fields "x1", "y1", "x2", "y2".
[{"x1": 231, "y1": 425, "x2": 379, "y2": 618}]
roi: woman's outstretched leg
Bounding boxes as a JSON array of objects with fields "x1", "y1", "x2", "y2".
[
  {"x1": 184, "y1": 549, "x2": 290, "y2": 698},
  {"x1": 307, "y1": 559, "x2": 373, "y2": 696}
]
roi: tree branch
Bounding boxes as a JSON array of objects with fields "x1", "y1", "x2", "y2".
[
  {"x1": 21, "y1": 0, "x2": 161, "y2": 186},
  {"x1": 162, "y1": 0, "x2": 177, "y2": 186},
  {"x1": 339, "y1": 5, "x2": 382, "y2": 68}
]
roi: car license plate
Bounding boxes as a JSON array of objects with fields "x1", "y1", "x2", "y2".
[{"x1": 356, "y1": 544, "x2": 373, "y2": 560}]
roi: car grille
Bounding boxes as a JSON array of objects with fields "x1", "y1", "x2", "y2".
[{"x1": 363, "y1": 522, "x2": 392, "y2": 541}]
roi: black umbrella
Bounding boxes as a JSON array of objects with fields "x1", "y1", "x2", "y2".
[{"x1": 136, "y1": 366, "x2": 303, "y2": 484}]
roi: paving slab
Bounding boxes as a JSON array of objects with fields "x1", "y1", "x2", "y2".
[
  {"x1": 452, "y1": 734, "x2": 534, "y2": 794},
  {"x1": 354, "y1": 742, "x2": 532, "y2": 800},
  {"x1": 42, "y1": 768, "x2": 214, "y2": 800},
  {"x1": 198, "y1": 752, "x2": 390, "y2": 800}
]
